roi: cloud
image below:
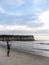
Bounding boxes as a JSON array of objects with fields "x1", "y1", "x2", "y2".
[
  {"x1": 5, "y1": 12, "x2": 22, "y2": 16},
  {"x1": 0, "y1": 0, "x2": 49, "y2": 36},
  {"x1": 0, "y1": 24, "x2": 36, "y2": 35},
  {"x1": 0, "y1": 9, "x2": 49, "y2": 35},
  {"x1": 0, "y1": 7, "x2": 5, "y2": 13},
  {"x1": 34, "y1": 29, "x2": 49, "y2": 36},
  {"x1": 0, "y1": 24, "x2": 33, "y2": 31},
  {"x1": 30, "y1": 10, "x2": 49, "y2": 35},
  {"x1": 38, "y1": 10, "x2": 49, "y2": 30},
  {"x1": 0, "y1": 7, "x2": 22, "y2": 16},
  {"x1": 0, "y1": 24, "x2": 44, "y2": 35},
  {"x1": 0, "y1": 13, "x2": 43, "y2": 28},
  {"x1": 0, "y1": 0, "x2": 25, "y2": 6},
  {"x1": 33, "y1": 0, "x2": 41, "y2": 5},
  {"x1": 0, "y1": 30, "x2": 33, "y2": 35}
]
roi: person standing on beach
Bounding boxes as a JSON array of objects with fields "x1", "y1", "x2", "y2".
[{"x1": 7, "y1": 41, "x2": 10, "y2": 56}]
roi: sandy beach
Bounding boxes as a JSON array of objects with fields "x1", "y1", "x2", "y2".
[{"x1": 0, "y1": 46, "x2": 49, "y2": 65}]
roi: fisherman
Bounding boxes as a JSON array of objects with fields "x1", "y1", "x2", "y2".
[{"x1": 7, "y1": 41, "x2": 10, "y2": 56}]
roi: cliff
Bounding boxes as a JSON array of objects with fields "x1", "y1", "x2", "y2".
[{"x1": 0, "y1": 35, "x2": 35, "y2": 41}]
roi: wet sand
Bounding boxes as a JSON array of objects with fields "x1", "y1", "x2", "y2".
[{"x1": 0, "y1": 46, "x2": 49, "y2": 65}]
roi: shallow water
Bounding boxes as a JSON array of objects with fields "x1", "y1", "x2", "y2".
[{"x1": 0, "y1": 40, "x2": 49, "y2": 57}]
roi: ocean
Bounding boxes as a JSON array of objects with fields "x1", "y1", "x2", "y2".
[{"x1": 0, "y1": 40, "x2": 49, "y2": 57}]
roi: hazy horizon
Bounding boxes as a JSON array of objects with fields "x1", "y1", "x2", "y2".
[{"x1": 34, "y1": 35, "x2": 49, "y2": 40}]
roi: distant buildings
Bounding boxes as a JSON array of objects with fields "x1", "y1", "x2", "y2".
[{"x1": 0, "y1": 35, "x2": 35, "y2": 41}]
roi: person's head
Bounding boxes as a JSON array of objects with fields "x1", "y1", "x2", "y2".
[
  {"x1": 7, "y1": 41, "x2": 8, "y2": 43},
  {"x1": 7, "y1": 41, "x2": 9, "y2": 45}
]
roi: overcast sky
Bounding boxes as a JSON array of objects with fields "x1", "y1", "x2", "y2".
[{"x1": 0, "y1": 0, "x2": 49, "y2": 36}]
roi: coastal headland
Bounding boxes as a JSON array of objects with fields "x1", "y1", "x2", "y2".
[{"x1": 0, "y1": 35, "x2": 35, "y2": 41}]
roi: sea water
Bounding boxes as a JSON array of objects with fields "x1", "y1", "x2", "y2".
[{"x1": 0, "y1": 40, "x2": 49, "y2": 57}]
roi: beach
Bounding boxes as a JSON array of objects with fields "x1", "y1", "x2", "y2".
[{"x1": 0, "y1": 46, "x2": 49, "y2": 65}]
